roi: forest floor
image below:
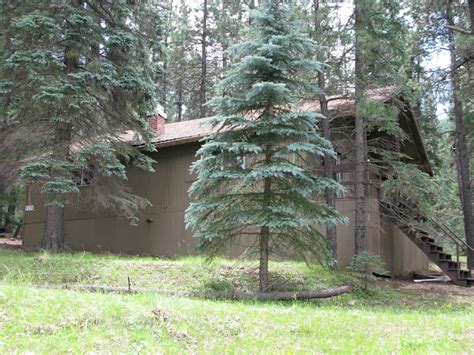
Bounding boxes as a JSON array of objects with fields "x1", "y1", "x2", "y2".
[
  {"x1": 0, "y1": 237, "x2": 21, "y2": 249},
  {"x1": 0, "y1": 249, "x2": 473, "y2": 353}
]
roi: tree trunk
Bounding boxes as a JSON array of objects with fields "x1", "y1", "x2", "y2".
[
  {"x1": 41, "y1": 1, "x2": 79, "y2": 251},
  {"x1": 248, "y1": 0, "x2": 255, "y2": 25},
  {"x1": 314, "y1": 0, "x2": 337, "y2": 267},
  {"x1": 354, "y1": 0, "x2": 367, "y2": 254},
  {"x1": 222, "y1": 0, "x2": 228, "y2": 70},
  {"x1": 259, "y1": 225, "x2": 269, "y2": 292},
  {"x1": 259, "y1": 169, "x2": 271, "y2": 292},
  {"x1": 12, "y1": 223, "x2": 21, "y2": 239},
  {"x1": 40, "y1": 204, "x2": 65, "y2": 252},
  {"x1": 162, "y1": 0, "x2": 173, "y2": 110},
  {"x1": 469, "y1": 0, "x2": 474, "y2": 34},
  {"x1": 200, "y1": 0, "x2": 208, "y2": 118},
  {"x1": 5, "y1": 204, "x2": 16, "y2": 233},
  {"x1": 162, "y1": 34, "x2": 168, "y2": 110},
  {"x1": 177, "y1": 80, "x2": 183, "y2": 122},
  {"x1": 41, "y1": 121, "x2": 72, "y2": 252},
  {"x1": 321, "y1": 93, "x2": 337, "y2": 266},
  {"x1": 447, "y1": 1, "x2": 474, "y2": 269},
  {"x1": 222, "y1": 50, "x2": 228, "y2": 70}
]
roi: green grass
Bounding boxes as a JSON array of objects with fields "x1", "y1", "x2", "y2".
[
  {"x1": 0, "y1": 249, "x2": 346, "y2": 292},
  {"x1": 1, "y1": 249, "x2": 473, "y2": 353}
]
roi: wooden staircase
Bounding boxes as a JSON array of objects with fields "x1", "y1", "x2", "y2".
[{"x1": 382, "y1": 199, "x2": 473, "y2": 286}]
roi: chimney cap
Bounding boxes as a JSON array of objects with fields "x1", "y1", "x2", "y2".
[{"x1": 151, "y1": 103, "x2": 166, "y2": 119}]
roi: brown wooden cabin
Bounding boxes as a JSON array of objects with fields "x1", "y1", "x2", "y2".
[{"x1": 23, "y1": 87, "x2": 431, "y2": 276}]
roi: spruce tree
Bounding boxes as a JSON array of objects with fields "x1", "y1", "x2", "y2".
[
  {"x1": 0, "y1": 1, "x2": 158, "y2": 251},
  {"x1": 185, "y1": 2, "x2": 345, "y2": 292},
  {"x1": 352, "y1": 0, "x2": 410, "y2": 254},
  {"x1": 406, "y1": 0, "x2": 473, "y2": 267},
  {"x1": 446, "y1": 0, "x2": 473, "y2": 269},
  {"x1": 310, "y1": 0, "x2": 338, "y2": 268}
]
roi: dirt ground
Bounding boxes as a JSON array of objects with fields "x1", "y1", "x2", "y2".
[
  {"x1": 0, "y1": 237, "x2": 22, "y2": 249},
  {"x1": 383, "y1": 278, "x2": 474, "y2": 297}
]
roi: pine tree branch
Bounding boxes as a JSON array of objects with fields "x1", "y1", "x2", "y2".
[{"x1": 447, "y1": 25, "x2": 471, "y2": 35}]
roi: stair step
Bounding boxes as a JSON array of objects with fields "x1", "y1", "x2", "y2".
[
  {"x1": 427, "y1": 243, "x2": 443, "y2": 252},
  {"x1": 449, "y1": 269, "x2": 472, "y2": 278},
  {"x1": 420, "y1": 235, "x2": 435, "y2": 243},
  {"x1": 385, "y1": 200, "x2": 472, "y2": 286},
  {"x1": 438, "y1": 252, "x2": 452, "y2": 261},
  {"x1": 438, "y1": 259, "x2": 460, "y2": 268},
  {"x1": 447, "y1": 266, "x2": 461, "y2": 271}
]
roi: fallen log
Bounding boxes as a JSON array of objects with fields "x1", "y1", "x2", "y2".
[
  {"x1": 42, "y1": 284, "x2": 351, "y2": 300},
  {"x1": 199, "y1": 286, "x2": 351, "y2": 300}
]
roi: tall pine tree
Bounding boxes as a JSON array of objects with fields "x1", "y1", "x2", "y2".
[
  {"x1": 0, "y1": 1, "x2": 158, "y2": 251},
  {"x1": 185, "y1": 2, "x2": 345, "y2": 292},
  {"x1": 352, "y1": 0, "x2": 409, "y2": 253}
]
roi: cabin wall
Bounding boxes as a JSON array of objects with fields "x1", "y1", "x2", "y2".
[
  {"x1": 23, "y1": 143, "x2": 200, "y2": 256},
  {"x1": 23, "y1": 142, "x2": 428, "y2": 274},
  {"x1": 391, "y1": 226, "x2": 430, "y2": 276},
  {"x1": 329, "y1": 196, "x2": 427, "y2": 273}
]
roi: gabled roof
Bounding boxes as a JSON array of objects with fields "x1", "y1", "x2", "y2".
[
  {"x1": 113, "y1": 117, "x2": 213, "y2": 149},
  {"x1": 150, "y1": 117, "x2": 213, "y2": 148},
  {"x1": 136, "y1": 86, "x2": 431, "y2": 174},
  {"x1": 299, "y1": 86, "x2": 398, "y2": 118},
  {"x1": 150, "y1": 86, "x2": 400, "y2": 148}
]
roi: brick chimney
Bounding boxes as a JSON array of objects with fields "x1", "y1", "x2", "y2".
[
  {"x1": 148, "y1": 104, "x2": 166, "y2": 135},
  {"x1": 149, "y1": 114, "x2": 165, "y2": 135}
]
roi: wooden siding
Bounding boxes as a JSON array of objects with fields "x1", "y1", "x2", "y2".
[{"x1": 22, "y1": 141, "x2": 428, "y2": 273}]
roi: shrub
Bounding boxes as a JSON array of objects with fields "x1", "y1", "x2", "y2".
[{"x1": 348, "y1": 251, "x2": 388, "y2": 291}]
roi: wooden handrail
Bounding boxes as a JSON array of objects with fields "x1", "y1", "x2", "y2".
[
  {"x1": 382, "y1": 197, "x2": 473, "y2": 272},
  {"x1": 430, "y1": 218, "x2": 474, "y2": 252}
]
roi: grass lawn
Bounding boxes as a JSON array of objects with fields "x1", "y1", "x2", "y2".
[{"x1": 0, "y1": 249, "x2": 473, "y2": 353}]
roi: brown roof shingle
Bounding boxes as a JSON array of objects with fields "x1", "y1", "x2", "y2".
[
  {"x1": 149, "y1": 86, "x2": 399, "y2": 148},
  {"x1": 151, "y1": 117, "x2": 214, "y2": 148}
]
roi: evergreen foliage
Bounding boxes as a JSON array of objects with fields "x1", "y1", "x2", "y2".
[
  {"x1": 164, "y1": 0, "x2": 199, "y2": 121},
  {"x1": 0, "y1": 1, "x2": 159, "y2": 248},
  {"x1": 1, "y1": 1, "x2": 157, "y2": 196},
  {"x1": 357, "y1": 0, "x2": 408, "y2": 85},
  {"x1": 160, "y1": 0, "x2": 248, "y2": 121},
  {"x1": 0, "y1": 188, "x2": 23, "y2": 234},
  {"x1": 185, "y1": 2, "x2": 346, "y2": 291},
  {"x1": 382, "y1": 161, "x2": 435, "y2": 216},
  {"x1": 348, "y1": 250, "x2": 388, "y2": 291}
]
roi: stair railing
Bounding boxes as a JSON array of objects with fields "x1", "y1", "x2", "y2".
[
  {"x1": 382, "y1": 196, "x2": 472, "y2": 278},
  {"x1": 431, "y1": 219, "x2": 474, "y2": 252},
  {"x1": 381, "y1": 199, "x2": 430, "y2": 236},
  {"x1": 429, "y1": 217, "x2": 474, "y2": 277}
]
